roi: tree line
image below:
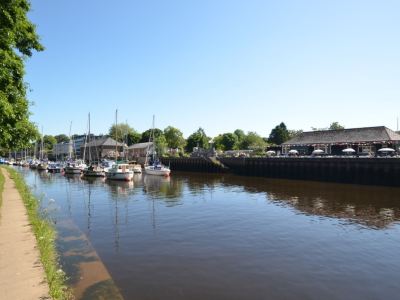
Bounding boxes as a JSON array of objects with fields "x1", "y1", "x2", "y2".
[{"x1": 30, "y1": 121, "x2": 344, "y2": 157}]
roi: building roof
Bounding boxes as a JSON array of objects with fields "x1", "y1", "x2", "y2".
[
  {"x1": 282, "y1": 126, "x2": 400, "y2": 146},
  {"x1": 128, "y1": 142, "x2": 153, "y2": 150},
  {"x1": 81, "y1": 136, "x2": 126, "y2": 148}
]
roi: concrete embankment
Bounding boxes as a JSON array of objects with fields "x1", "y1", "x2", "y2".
[
  {"x1": 0, "y1": 168, "x2": 50, "y2": 300},
  {"x1": 162, "y1": 157, "x2": 400, "y2": 187}
]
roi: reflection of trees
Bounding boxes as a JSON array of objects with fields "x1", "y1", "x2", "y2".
[
  {"x1": 177, "y1": 172, "x2": 221, "y2": 195},
  {"x1": 143, "y1": 175, "x2": 183, "y2": 205},
  {"x1": 219, "y1": 176, "x2": 400, "y2": 229}
]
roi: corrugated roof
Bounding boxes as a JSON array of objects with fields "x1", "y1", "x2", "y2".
[{"x1": 283, "y1": 126, "x2": 400, "y2": 146}]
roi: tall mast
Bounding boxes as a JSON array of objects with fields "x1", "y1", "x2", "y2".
[
  {"x1": 115, "y1": 109, "x2": 118, "y2": 161},
  {"x1": 152, "y1": 115, "x2": 155, "y2": 162},
  {"x1": 68, "y1": 121, "x2": 73, "y2": 160},
  {"x1": 41, "y1": 126, "x2": 44, "y2": 160},
  {"x1": 88, "y1": 113, "x2": 92, "y2": 163}
]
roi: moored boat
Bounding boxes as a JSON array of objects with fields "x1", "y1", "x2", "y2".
[
  {"x1": 144, "y1": 162, "x2": 171, "y2": 176},
  {"x1": 83, "y1": 164, "x2": 105, "y2": 177},
  {"x1": 64, "y1": 160, "x2": 86, "y2": 174},
  {"x1": 105, "y1": 163, "x2": 133, "y2": 181},
  {"x1": 47, "y1": 162, "x2": 62, "y2": 173}
]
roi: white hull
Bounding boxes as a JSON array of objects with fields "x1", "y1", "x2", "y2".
[
  {"x1": 106, "y1": 171, "x2": 133, "y2": 181},
  {"x1": 144, "y1": 166, "x2": 171, "y2": 176},
  {"x1": 37, "y1": 164, "x2": 48, "y2": 171},
  {"x1": 132, "y1": 166, "x2": 142, "y2": 173}
]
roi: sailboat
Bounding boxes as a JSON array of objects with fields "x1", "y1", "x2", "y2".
[
  {"x1": 144, "y1": 115, "x2": 171, "y2": 176},
  {"x1": 83, "y1": 113, "x2": 105, "y2": 177},
  {"x1": 64, "y1": 122, "x2": 87, "y2": 174},
  {"x1": 105, "y1": 110, "x2": 133, "y2": 181},
  {"x1": 37, "y1": 128, "x2": 48, "y2": 171}
]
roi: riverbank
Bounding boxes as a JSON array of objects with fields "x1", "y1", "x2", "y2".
[
  {"x1": 0, "y1": 167, "x2": 71, "y2": 299},
  {"x1": 161, "y1": 157, "x2": 400, "y2": 187}
]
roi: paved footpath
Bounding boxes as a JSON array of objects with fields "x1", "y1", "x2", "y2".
[{"x1": 0, "y1": 168, "x2": 50, "y2": 300}]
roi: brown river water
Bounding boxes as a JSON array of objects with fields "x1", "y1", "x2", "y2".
[{"x1": 18, "y1": 168, "x2": 400, "y2": 300}]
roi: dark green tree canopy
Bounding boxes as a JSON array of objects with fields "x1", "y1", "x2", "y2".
[
  {"x1": 109, "y1": 124, "x2": 141, "y2": 145},
  {"x1": 54, "y1": 134, "x2": 70, "y2": 144},
  {"x1": 0, "y1": 0, "x2": 43, "y2": 150},
  {"x1": 140, "y1": 128, "x2": 164, "y2": 143},
  {"x1": 185, "y1": 128, "x2": 210, "y2": 152},
  {"x1": 214, "y1": 133, "x2": 238, "y2": 151},
  {"x1": 268, "y1": 122, "x2": 290, "y2": 145}
]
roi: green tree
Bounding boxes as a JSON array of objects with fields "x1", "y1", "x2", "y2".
[
  {"x1": 164, "y1": 126, "x2": 186, "y2": 150},
  {"x1": 126, "y1": 131, "x2": 141, "y2": 146},
  {"x1": 242, "y1": 132, "x2": 267, "y2": 150},
  {"x1": 213, "y1": 134, "x2": 224, "y2": 151},
  {"x1": 215, "y1": 133, "x2": 238, "y2": 151},
  {"x1": 329, "y1": 122, "x2": 345, "y2": 130},
  {"x1": 140, "y1": 128, "x2": 164, "y2": 143},
  {"x1": 0, "y1": 0, "x2": 43, "y2": 150},
  {"x1": 109, "y1": 124, "x2": 140, "y2": 145},
  {"x1": 268, "y1": 122, "x2": 290, "y2": 145},
  {"x1": 54, "y1": 134, "x2": 70, "y2": 144},
  {"x1": 288, "y1": 129, "x2": 303, "y2": 139},
  {"x1": 155, "y1": 134, "x2": 168, "y2": 157},
  {"x1": 234, "y1": 129, "x2": 246, "y2": 148},
  {"x1": 185, "y1": 128, "x2": 210, "y2": 152},
  {"x1": 43, "y1": 135, "x2": 57, "y2": 151}
]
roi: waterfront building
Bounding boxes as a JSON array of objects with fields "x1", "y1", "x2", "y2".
[
  {"x1": 127, "y1": 142, "x2": 153, "y2": 164},
  {"x1": 53, "y1": 142, "x2": 73, "y2": 160},
  {"x1": 80, "y1": 136, "x2": 126, "y2": 160},
  {"x1": 282, "y1": 126, "x2": 400, "y2": 155}
]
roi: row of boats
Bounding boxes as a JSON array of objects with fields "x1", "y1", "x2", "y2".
[{"x1": 11, "y1": 159, "x2": 171, "y2": 181}]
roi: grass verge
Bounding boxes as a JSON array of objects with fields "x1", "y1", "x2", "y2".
[
  {"x1": 5, "y1": 167, "x2": 72, "y2": 299},
  {"x1": 0, "y1": 167, "x2": 4, "y2": 208}
]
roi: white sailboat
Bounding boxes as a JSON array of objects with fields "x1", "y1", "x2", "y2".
[
  {"x1": 64, "y1": 122, "x2": 86, "y2": 174},
  {"x1": 105, "y1": 110, "x2": 133, "y2": 181},
  {"x1": 83, "y1": 113, "x2": 105, "y2": 177},
  {"x1": 144, "y1": 115, "x2": 171, "y2": 177},
  {"x1": 37, "y1": 127, "x2": 48, "y2": 171}
]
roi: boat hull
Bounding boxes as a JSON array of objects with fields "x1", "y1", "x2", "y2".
[
  {"x1": 64, "y1": 167, "x2": 83, "y2": 174},
  {"x1": 144, "y1": 167, "x2": 171, "y2": 176},
  {"x1": 105, "y1": 171, "x2": 133, "y2": 181},
  {"x1": 83, "y1": 170, "x2": 105, "y2": 177}
]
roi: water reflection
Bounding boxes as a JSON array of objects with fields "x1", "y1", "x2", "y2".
[
  {"x1": 17, "y1": 168, "x2": 400, "y2": 300},
  {"x1": 213, "y1": 175, "x2": 400, "y2": 229}
]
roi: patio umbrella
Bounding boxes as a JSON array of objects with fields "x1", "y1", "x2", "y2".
[
  {"x1": 312, "y1": 149, "x2": 324, "y2": 155},
  {"x1": 378, "y1": 147, "x2": 395, "y2": 152},
  {"x1": 342, "y1": 148, "x2": 356, "y2": 153}
]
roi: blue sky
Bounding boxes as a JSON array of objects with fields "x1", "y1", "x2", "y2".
[{"x1": 26, "y1": 0, "x2": 400, "y2": 137}]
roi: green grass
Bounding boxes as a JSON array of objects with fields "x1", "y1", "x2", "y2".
[
  {"x1": 5, "y1": 167, "x2": 72, "y2": 299},
  {"x1": 0, "y1": 167, "x2": 4, "y2": 207}
]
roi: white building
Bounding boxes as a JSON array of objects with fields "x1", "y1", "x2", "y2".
[{"x1": 53, "y1": 142, "x2": 73, "y2": 159}]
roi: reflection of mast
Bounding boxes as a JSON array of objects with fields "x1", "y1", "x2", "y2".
[
  {"x1": 66, "y1": 180, "x2": 72, "y2": 217},
  {"x1": 87, "y1": 183, "x2": 92, "y2": 236},
  {"x1": 114, "y1": 198, "x2": 120, "y2": 252}
]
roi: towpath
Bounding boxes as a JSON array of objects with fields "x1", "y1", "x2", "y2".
[{"x1": 0, "y1": 168, "x2": 50, "y2": 299}]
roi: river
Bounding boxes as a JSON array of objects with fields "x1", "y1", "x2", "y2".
[{"x1": 18, "y1": 168, "x2": 400, "y2": 300}]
